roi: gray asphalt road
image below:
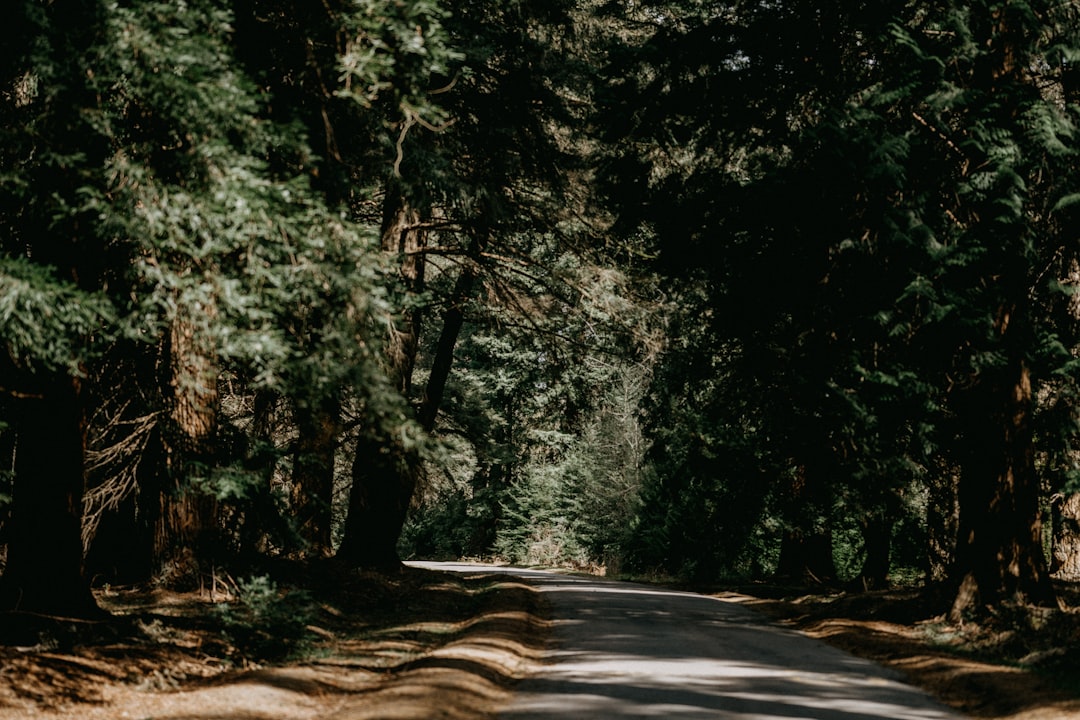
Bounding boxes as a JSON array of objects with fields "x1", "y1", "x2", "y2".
[{"x1": 416, "y1": 563, "x2": 964, "y2": 720}]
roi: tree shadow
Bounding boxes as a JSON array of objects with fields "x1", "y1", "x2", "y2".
[{"x1": 0, "y1": 564, "x2": 550, "y2": 719}]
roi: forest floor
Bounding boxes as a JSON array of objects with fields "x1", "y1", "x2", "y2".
[
  {"x1": 0, "y1": 563, "x2": 549, "y2": 720},
  {"x1": 0, "y1": 565, "x2": 1079, "y2": 719},
  {"x1": 731, "y1": 580, "x2": 1080, "y2": 719}
]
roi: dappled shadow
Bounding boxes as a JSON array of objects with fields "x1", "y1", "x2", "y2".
[
  {"x1": 0, "y1": 564, "x2": 549, "y2": 720},
  {"x1": 442, "y1": 567, "x2": 963, "y2": 720},
  {"x1": 742, "y1": 588, "x2": 1080, "y2": 719},
  {"x1": 0, "y1": 649, "x2": 117, "y2": 709},
  {"x1": 797, "y1": 618, "x2": 1080, "y2": 718}
]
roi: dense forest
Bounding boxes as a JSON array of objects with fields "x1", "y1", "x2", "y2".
[{"x1": 3, "y1": 0, "x2": 1080, "y2": 628}]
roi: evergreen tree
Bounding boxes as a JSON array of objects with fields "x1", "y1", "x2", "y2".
[
  {"x1": 600, "y1": 0, "x2": 1080, "y2": 611},
  {"x1": 0, "y1": 0, "x2": 396, "y2": 605}
]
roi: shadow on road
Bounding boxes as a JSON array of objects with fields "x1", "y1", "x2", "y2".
[{"x1": 428, "y1": 566, "x2": 962, "y2": 720}]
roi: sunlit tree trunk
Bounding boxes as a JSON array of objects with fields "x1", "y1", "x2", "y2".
[
  {"x1": 146, "y1": 311, "x2": 220, "y2": 586},
  {"x1": 1050, "y1": 493, "x2": 1080, "y2": 579}
]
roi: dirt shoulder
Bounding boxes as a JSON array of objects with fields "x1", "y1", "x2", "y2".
[
  {"x1": 729, "y1": 585, "x2": 1080, "y2": 720},
  {"x1": 0, "y1": 565, "x2": 549, "y2": 720}
]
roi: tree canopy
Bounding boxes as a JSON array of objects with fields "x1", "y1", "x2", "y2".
[{"x1": 1, "y1": 0, "x2": 1080, "y2": 623}]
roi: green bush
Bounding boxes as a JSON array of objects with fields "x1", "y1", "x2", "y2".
[{"x1": 215, "y1": 575, "x2": 316, "y2": 662}]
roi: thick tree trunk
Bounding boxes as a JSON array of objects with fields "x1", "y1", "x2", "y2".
[
  {"x1": 336, "y1": 431, "x2": 417, "y2": 569},
  {"x1": 290, "y1": 399, "x2": 339, "y2": 556},
  {"x1": 147, "y1": 313, "x2": 220, "y2": 587},
  {"x1": 0, "y1": 377, "x2": 102, "y2": 618},
  {"x1": 949, "y1": 353, "x2": 1058, "y2": 621},
  {"x1": 336, "y1": 184, "x2": 426, "y2": 569},
  {"x1": 1050, "y1": 493, "x2": 1080, "y2": 580}
]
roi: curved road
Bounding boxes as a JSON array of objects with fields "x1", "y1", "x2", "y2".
[{"x1": 418, "y1": 563, "x2": 964, "y2": 720}]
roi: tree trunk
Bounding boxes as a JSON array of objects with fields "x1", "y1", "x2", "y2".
[
  {"x1": 926, "y1": 459, "x2": 959, "y2": 585},
  {"x1": 335, "y1": 183, "x2": 426, "y2": 569},
  {"x1": 417, "y1": 242, "x2": 481, "y2": 432},
  {"x1": 290, "y1": 398, "x2": 339, "y2": 557},
  {"x1": 853, "y1": 512, "x2": 893, "y2": 591},
  {"x1": 949, "y1": 352, "x2": 1058, "y2": 621},
  {"x1": 146, "y1": 312, "x2": 220, "y2": 587},
  {"x1": 1050, "y1": 493, "x2": 1080, "y2": 580},
  {"x1": 0, "y1": 377, "x2": 102, "y2": 618},
  {"x1": 380, "y1": 185, "x2": 426, "y2": 395},
  {"x1": 336, "y1": 430, "x2": 417, "y2": 569}
]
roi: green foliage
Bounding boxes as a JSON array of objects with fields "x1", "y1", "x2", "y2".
[
  {"x1": 214, "y1": 575, "x2": 316, "y2": 661},
  {"x1": 338, "y1": 0, "x2": 462, "y2": 121},
  {"x1": 0, "y1": 257, "x2": 116, "y2": 375},
  {"x1": 595, "y1": 0, "x2": 1080, "y2": 588}
]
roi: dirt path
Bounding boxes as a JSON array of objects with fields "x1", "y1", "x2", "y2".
[
  {"x1": 425, "y1": 564, "x2": 962, "y2": 719},
  {"x1": 3, "y1": 564, "x2": 1079, "y2": 719}
]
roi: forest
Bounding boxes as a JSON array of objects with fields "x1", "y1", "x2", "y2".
[{"x1": 3, "y1": 0, "x2": 1080, "y2": 647}]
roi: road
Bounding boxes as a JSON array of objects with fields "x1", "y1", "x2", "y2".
[{"x1": 418, "y1": 563, "x2": 964, "y2": 720}]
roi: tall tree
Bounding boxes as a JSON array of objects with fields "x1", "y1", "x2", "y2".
[
  {"x1": 871, "y1": 0, "x2": 1080, "y2": 617},
  {"x1": 1, "y1": 0, "x2": 397, "y2": 604},
  {"x1": 337, "y1": 0, "x2": 590, "y2": 567},
  {"x1": 600, "y1": 0, "x2": 1080, "y2": 607},
  {"x1": 0, "y1": 0, "x2": 116, "y2": 617}
]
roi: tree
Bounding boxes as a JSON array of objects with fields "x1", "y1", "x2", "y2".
[
  {"x1": 872, "y1": 0, "x2": 1080, "y2": 617},
  {"x1": 336, "y1": 0, "x2": 594, "y2": 567},
  {"x1": 598, "y1": 0, "x2": 1080, "y2": 609},
  {"x1": 0, "y1": 0, "x2": 118, "y2": 617},
  {"x1": 0, "y1": 0, "x2": 397, "y2": 607}
]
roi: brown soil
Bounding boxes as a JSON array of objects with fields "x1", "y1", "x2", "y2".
[
  {"x1": 731, "y1": 583, "x2": 1080, "y2": 719},
  {"x1": 3, "y1": 568, "x2": 1080, "y2": 720},
  {"x1": 0, "y1": 565, "x2": 548, "y2": 720}
]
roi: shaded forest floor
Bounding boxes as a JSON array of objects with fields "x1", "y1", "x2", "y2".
[
  {"x1": 0, "y1": 564, "x2": 548, "y2": 720},
  {"x1": 731, "y1": 580, "x2": 1080, "y2": 719}
]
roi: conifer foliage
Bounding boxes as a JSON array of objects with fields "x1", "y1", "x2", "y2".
[{"x1": 1, "y1": 0, "x2": 1079, "y2": 625}]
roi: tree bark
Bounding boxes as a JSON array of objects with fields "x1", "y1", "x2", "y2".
[
  {"x1": 0, "y1": 377, "x2": 102, "y2": 618},
  {"x1": 926, "y1": 460, "x2": 959, "y2": 585},
  {"x1": 1050, "y1": 493, "x2": 1080, "y2": 580},
  {"x1": 145, "y1": 312, "x2": 220, "y2": 587},
  {"x1": 290, "y1": 398, "x2": 339, "y2": 556},
  {"x1": 949, "y1": 350, "x2": 1058, "y2": 621}
]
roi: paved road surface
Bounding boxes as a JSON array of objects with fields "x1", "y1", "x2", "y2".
[{"x1": 416, "y1": 563, "x2": 964, "y2": 720}]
